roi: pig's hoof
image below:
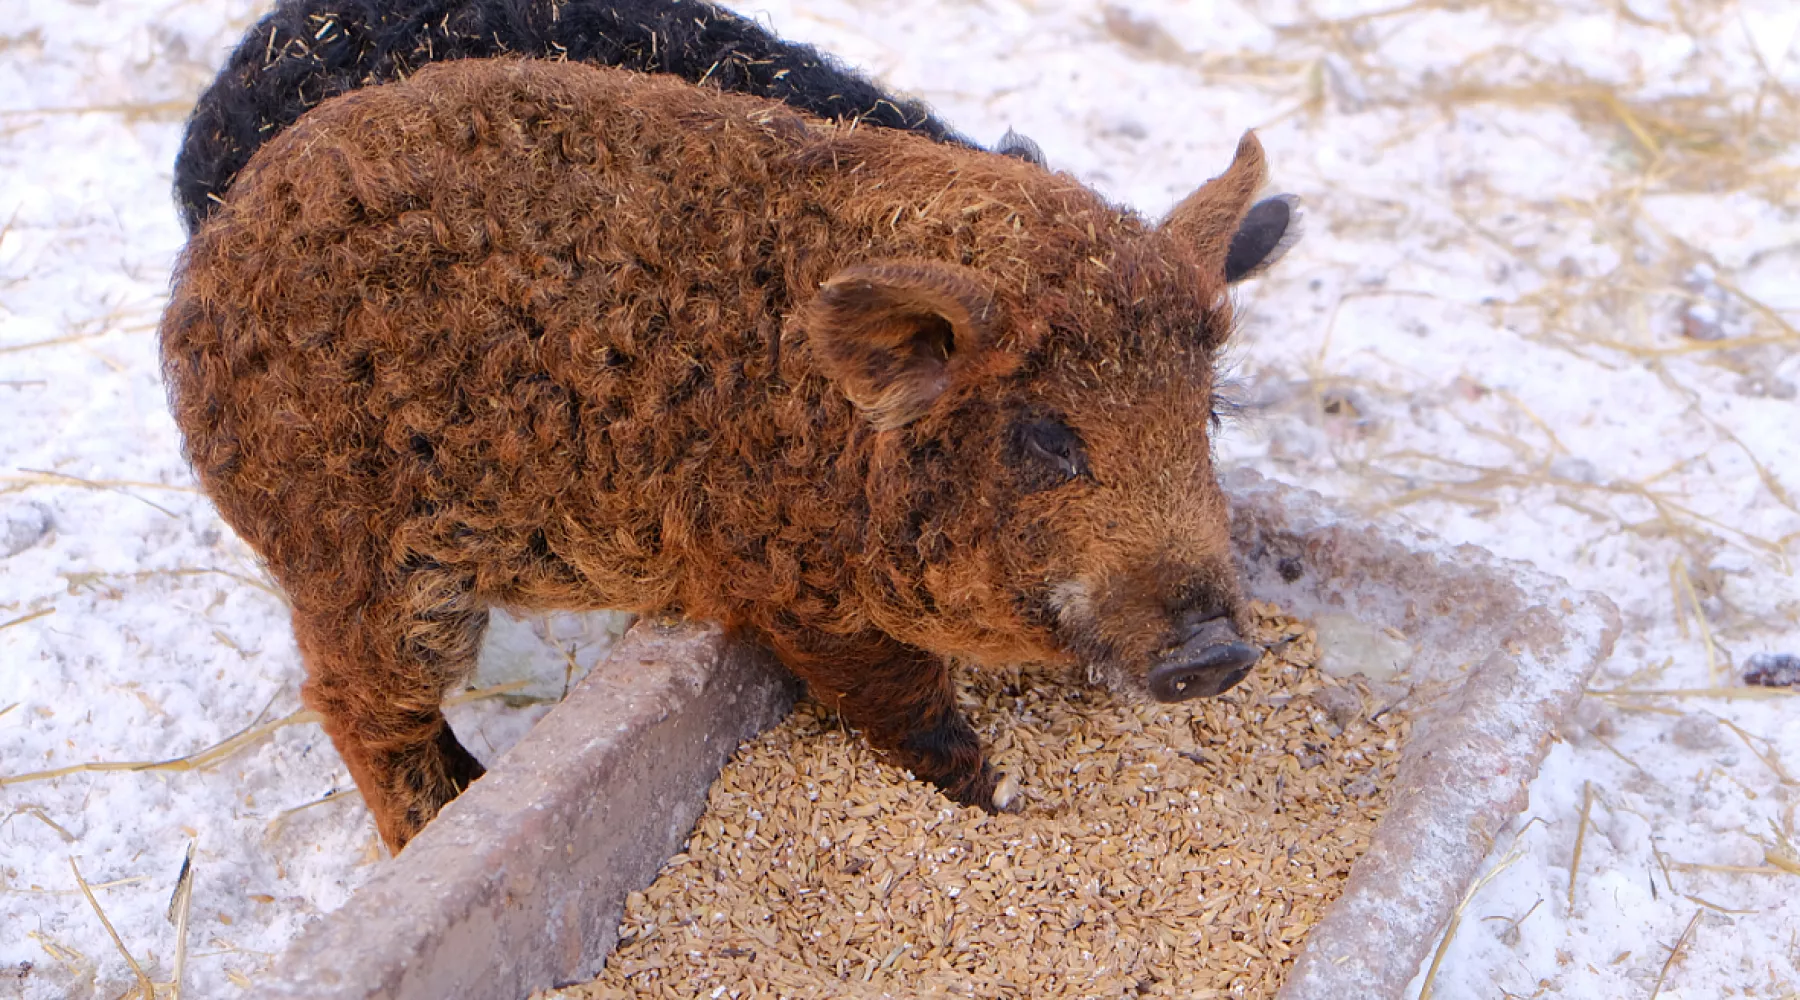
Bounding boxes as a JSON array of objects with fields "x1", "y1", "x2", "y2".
[
  {"x1": 991, "y1": 771, "x2": 1023, "y2": 813},
  {"x1": 941, "y1": 763, "x2": 1000, "y2": 812}
]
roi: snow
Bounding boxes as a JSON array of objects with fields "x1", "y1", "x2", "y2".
[{"x1": 2, "y1": 1, "x2": 1796, "y2": 998}]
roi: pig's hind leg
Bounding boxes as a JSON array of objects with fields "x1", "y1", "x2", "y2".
[
  {"x1": 290, "y1": 563, "x2": 489, "y2": 853},
  {"x1": 775, "y1": 629, "x2": 1000, "y2": 811}
]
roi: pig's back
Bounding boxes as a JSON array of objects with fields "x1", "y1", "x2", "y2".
[{"x1": 161, "y1": 59, "x2": 870, "y2": 613}]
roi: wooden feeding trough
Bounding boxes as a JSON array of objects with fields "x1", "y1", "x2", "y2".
[{"x1": 260, "y1": 470, "x2": 1617, "y2": 1000}]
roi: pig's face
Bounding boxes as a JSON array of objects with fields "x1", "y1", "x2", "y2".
[
  {"x1": 999, "y1": 298, "x2": 1254, "y2": 703},
  {"x1": 801, "y1": 133, "x2": 1298, "y2": 702}
]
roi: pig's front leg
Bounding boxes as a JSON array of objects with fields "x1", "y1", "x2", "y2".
[{"x1": 769, "y1": 628, "x2": 999, "y2": 810}]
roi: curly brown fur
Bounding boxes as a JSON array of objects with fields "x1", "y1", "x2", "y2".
[
  {"x1": 173, "y1": 0, "x2": 971, "y2": 233},
  {"x1": 161, "y1": 59, "x2": 1291, "y2": 851}
]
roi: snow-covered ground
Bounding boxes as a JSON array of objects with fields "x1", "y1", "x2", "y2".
[{"x1": 2, "y1": 1, "x2": 1796, "y2": 998}]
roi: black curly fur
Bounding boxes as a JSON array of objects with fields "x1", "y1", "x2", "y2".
[{"x1": 174, "y1": 0, "x2": 972, "y2": 233}]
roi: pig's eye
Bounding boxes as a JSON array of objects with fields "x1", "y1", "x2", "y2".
[{"x1": 1013, "y1": 416, "x2": 1089, "y2": 489}]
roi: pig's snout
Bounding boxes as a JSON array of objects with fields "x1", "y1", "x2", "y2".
[{"x1": 1148, "y1": 615, "x2": 1261, "y2": 703}]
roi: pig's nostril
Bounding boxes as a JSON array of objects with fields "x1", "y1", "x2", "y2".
[
  {"x1": 1171, "y1": 612, "x2": 1239, "y2": 652},
  {"x1": 1148, "y1": 641, "x2": 1262, "y2": 703},
  {"x1": 1174, "y1": 603, "x2": 1229, "y2": 637}
]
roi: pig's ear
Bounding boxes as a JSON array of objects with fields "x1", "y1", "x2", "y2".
[
  {"x1": 804, "y1": 259, "x2": 1000, "y2": 431},
  {"x1": 1163, "y1": 131, "x2": 1298, "y2": 283},
  {"x1": 1224, "y1": 195, "x2": 1302, "y2": 282}
]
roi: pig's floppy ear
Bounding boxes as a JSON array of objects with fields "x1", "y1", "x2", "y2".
[
  {"x1": 1163, "y1": 131, "x2": 1302, "y2": 283},
  {"x1": 803, "y1": 259, "x2": 1000, "y2": 431},
  {"x1": 1223, "y1": 194, "x2": 1302, "y2": 283}
]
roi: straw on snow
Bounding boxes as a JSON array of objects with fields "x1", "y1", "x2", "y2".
[
  {"x1": 0, "y1": 679, "x2": 537, "y2": 789},
  {"x1": 1567, "y1": 782, "x2": 1594, "y2": 914},
  {"x1": 70, "y1": 857, "x2": 154, "y2": 1000},
  {"x1": 168, "y1": 839, "x2": 197, "y2": 1000},
  {"x1": 1412, "y1": 827, "x2": 1535, "y2": 1000},
  {"x1": 1647, "y1": 908, "x2": 1703, "y2": 1000}
]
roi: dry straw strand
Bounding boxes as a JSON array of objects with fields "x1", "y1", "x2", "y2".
[
  {"x1": 0, "y1": 607, "x2": 54, "y2": 632},
  {"x1": 0, "y1": 679, "x2": 532, "y2": 789},
  {"x1": 8, "y1": 873, "x2": 151, "y2": 896},
  {"x1": 0, "y1": 707, "x2": 324, "y2": 788},
  {"x1": 1567, "y1": 781, "x2": 1593, "y2": 913},
  {"x1": 264, "y1": 787, "x2": 359, "y2": 840},
  {"x1": 169, "y1": 839, "x2": 197, "y2": 1000},
  {"x1": 1763, "y1": 820, "x2": 1800, "y2": 878},
  {"x1": 70, "y1": 857, "x2": 155, "y2": 1000},
  {"x1": 1590, "y1": 687, "x2": 1797, "y2": 702},
  {"x1": 1716, "y1": 717, "x2": 1796, "y2": 786},
  {"x1": 0, "y1": 99, "x2": 192, "y2": 119},
  {"x1": 1668, "y1": 862, "x2": 1793, "y2": 877},
  {"x1": 1417, "y1": 832, "x2": 1533, "y2": 1000},
  {"x1": 11, "y1": 467, "x2": 182, "y2": 518},
  {"x1": 1671, "y1": 560, "x2": 1720, "y2": 685},
  {"x1": 19, "y1": 804, "x2": 77, "y2": 843},
  {"x1": 1648, "y1": 908, "x2": 1702, "y2": 1000}
]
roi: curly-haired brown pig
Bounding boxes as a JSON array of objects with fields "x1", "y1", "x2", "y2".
[{"x1": 160, "y1": 59, "x2": 1301, "y2": 852}]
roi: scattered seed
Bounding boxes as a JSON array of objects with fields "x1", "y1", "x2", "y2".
[{"x1": 550, "y1": 604, "x2": 1407, "y2": 998}]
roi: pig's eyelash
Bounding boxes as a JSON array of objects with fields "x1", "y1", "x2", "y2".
[{"x1": 1209, "y1": 369, "x2": 1247, "y2": 430}]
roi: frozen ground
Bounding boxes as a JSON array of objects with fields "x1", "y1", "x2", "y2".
[{"x1": 2, "y1": 0, "x2": 1796, "y2": 997}]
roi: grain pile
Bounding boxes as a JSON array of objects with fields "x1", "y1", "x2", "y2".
[{"x1": 549, "y1": 604, "x2": 1409, "y2": 999}]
